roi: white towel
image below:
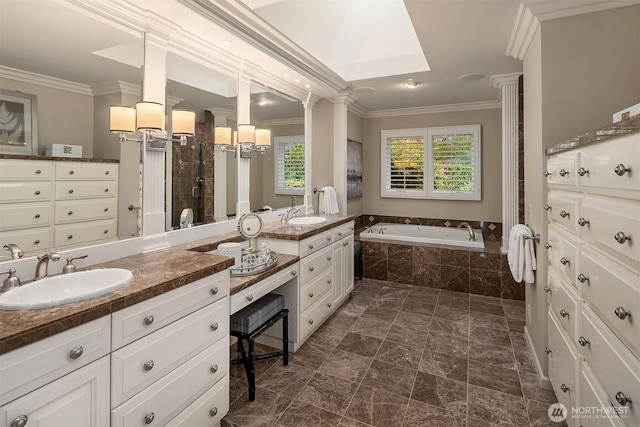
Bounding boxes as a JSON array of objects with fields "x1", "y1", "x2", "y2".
[
  {"x1": 507, "y1": 224, "x2": 537, "y2": 284},
  {"x1": 319, "y1": 186, "x2": 340, "y2": 214}
]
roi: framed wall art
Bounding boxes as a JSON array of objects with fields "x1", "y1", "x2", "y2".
[{"x1": 0, "y1": 89, "x2": 38, "y2": 155}]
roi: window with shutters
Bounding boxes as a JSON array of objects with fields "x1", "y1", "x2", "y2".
[
  {"x1": 381, "y1": 125, "x2": 481, "y2": 200},
  {"x1": 275, "y1": 135, "x2": 305, "y2": 195}
]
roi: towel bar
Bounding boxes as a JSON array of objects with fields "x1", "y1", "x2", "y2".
[
  {"x1": 313, "y1": 187, "x2": 325, "y2": 194},
  {"x1": 523, "y1": 233, "x2": 540, "y2": 243}
]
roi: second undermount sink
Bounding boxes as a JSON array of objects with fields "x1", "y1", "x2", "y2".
[
  {"x1": 0, "y1": 268, "x2": 133, "y2": 311},
  {"x1": 288, "y1": 216, "x2": 328, "y2": 226}
]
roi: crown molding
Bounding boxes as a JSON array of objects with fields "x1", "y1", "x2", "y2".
[
  {"x1": 507, "y1": 3, "x2": 540, "y2": 60},
  {"x1": 360, "y1": 100, "x2": 501, "y2": 119},
  {"x1": 347, "y1": 102, "x2": 368, "y2": 118},
  {"x1": 91, "y1": 81, "x2": 141, "y2": 97},
  {"x1": 0, "y1": 65, "x2": 93, "y2": 96},
  {"x1": 260, "y1": 117, "x2": 304, "y2": 127},
  {"x1": 490, "y1": 73, "x2": 523, "y2": 89},
  {"x1": 524, "y1": 0, "x2": 640, "y2": 22}
]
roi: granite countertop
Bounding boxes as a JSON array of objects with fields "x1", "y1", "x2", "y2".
[
  {"x1": 260, "y1": 214, "x2": 356, "y2": 240},
  {"x1": 0, "y1": 154, "x2": 119, "y2": 163},
  {"x1": 229, "y1": 254, "x2": 298, "y2": 295},
  {"x1": 545, "y1": 114, "x2": 640, "y2": 155}
]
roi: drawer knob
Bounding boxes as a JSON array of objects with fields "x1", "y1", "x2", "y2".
[
  {"x1": 68, "y1": 210, "x2": 73, "y2": 215},
  {"x1": 577, "y1": 217, "x2": 589, "y2": 227},
  {"x1": 558, "y1": 169, "x2": 569, "y2": 177},
  {"x1": 543, "y1": 286, "x2": 551, "y2": 293},
  {"x1": 68, "y1": 189, "x2": 74, "y2": 194},
  {"x1": 309, "y1": 266, "x2": 315, "y2": 272},
  {"x1": 326, "y1": 236, "x2": 331, "y2": 241},
  {"x1": 210, "y1": 364, "x2": 218, "y2": 374},
  {"x1": 104, "y1": 208, "x2": 109, "y2": 212},
  {"x1": 544, "y1": 243, "x2": 552, "y2": 249},
  {"x1": 309, "y1": 292, "x2": 314, "y2": 298},
  {"x1": 210, "y1": 408, "x2": 218, "y2": 417},
  {"x1": 35, "y1": 169, "x2": 41, "y2": 174},
  {"x1": 35, "y1": 190, "x2": 41, "y2": 195},
  {"x1": 327, "y1": 279, "x2": 332, "y2": 284},
  {"x1": 69, "y1": 346, "x2": 83, "y2": 359},
  {"x1": 577, "y1": 167, "x2": 589, "y2": 176},
  {"x1": 338, "y1": 232, "x2": 343, "y2": 236},
  {"x1": 144, "y1": 360, "x2": 155, "y2": 371},
  {"x1": 210, "y1": 322, "x2": 219, "y2": 331},
  {"x1": 559, "y1": 309, "x2": 569, "y2": 318},
  {"x1": 614, "y1": 306, "x2": 631, "y2": 320},
  {"x1": 291, "y1": 270, "x2": 297, "y2": 276},
  {"x1": 144, "y1": 315, "x2": 155, "y2": 325},
  {"x1": 343, "y1": 241, "x2": 349, "y2": 247},
  {"x1": 104, "y1": 188, "x2": 109, "y2": 193},
  {"x1": 34, "y1": 213, "x2": 40, "y2": 219},
  {"x1": 560, "y1": 384, "x2": 569, "y2": 393},
  {"x1": 614, "y1": 231, "x2": 630, "y2": 244},
  {"x1": 543, "y1": 204, "x2": 551, "y2": 211},
  {"x1": 544, "y1": 346, "x2": 552, "y2": 355},
  {"x1": 69, "y1": 170, "x2": 75, "y2": 175},
  {"x1": 615, "y1": 391, "x2": 632, "y2": 406},
  {"x1": 308, "y1": 244, "x2": 314, "y2": 249},
  {"x1": 144, "y1": 412, "x2": 155, "y2": 424},
  {"x1": 210, "y1": 287, "x2": 219, "y2": 295},
  {"x1": 560, "y1": 257, "x2": 569, "y2": 266},
  {"x1": 308, "y1": 319, "x2": 314, "y2": 325},
  {"x1": 246, "y1": 294, "x2": 253, "y2": 302},
  {"x1": 104, "y1": 229, "x2": 108, "y2": 234},
  {"x1": 10, "y1": 415, "x2": 28, "y2": 427},
  {"x1": 327, "y1": 256, "x2": 332, "y2": 261},
  {"x1": 34, "y1": 240, "x2": 40, "y2": 245},
  {"x1": 577, "y1": 273, "x2": 589, "y2": 283},
  {"x1": 578, "y1": 336, "x2": 590, "y2": 347},
  {"x1": 543, "y1": 171, "x2": 551, "y2": 177},
  {"x1": 327, "y1": 302, "x2": 332, "y2": 308},
  {"x1": 559, "y1": 210, "x2": 569, "y2": 219},
  {"x1": 68, "y1": 235, "x2": 73, "y2": 239},
  {"x1": 105, "y1": 170, "x2": 110, "y2": 175},
  {"x1": 614, "y1": 163, "x2": 631, "y2": 176}
]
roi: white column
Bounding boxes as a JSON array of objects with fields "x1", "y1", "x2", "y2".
[
  {"x1": 303, "y1": 93, "x2": 318, "y2": 214},
  {"x1": 210, "y1": 108, "x2": 234, "y2": 221},
  {"x1": 236, "y1": 75, "x2": 252, "y2": 217},
  {"x1": 332, "y1": 92, "x2": 356, "y2": 215},
  {"x1": 491, "y1": 73, "x2": 522, "y2": 252}
]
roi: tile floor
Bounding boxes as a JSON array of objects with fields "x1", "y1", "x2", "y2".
[{"x1": 222, "y1": 278, "x2": 565, "y2": 427}]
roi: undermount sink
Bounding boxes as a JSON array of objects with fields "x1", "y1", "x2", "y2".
[
  {"x1": 0, "y1": 268, "x2": 133, "y2": 311},
  {"x1": 288, "y1": 216, "x2": 328, "y2": 226}
]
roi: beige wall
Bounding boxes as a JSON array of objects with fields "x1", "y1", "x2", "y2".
[
  {"x1": 347, "y1": 110, "x2": 364, "y2": 216},
  {"x1": 311, "y1": 99, "x2": 335, "y2": 213},
  {"x1": 361, "y1": 108, "x2": 503, "y2": 222}
]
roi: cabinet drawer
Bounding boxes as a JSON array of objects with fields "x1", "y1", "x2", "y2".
[
  {"x1": 112, "y1": 271, "x2": 229, "y2": 349},
  {"x1": 546, "y1": 153, "x2": 578, "y2": 190},
  {"x1": 300, "y1": 245, "x2": 332, "y2": 283},
  {"x1": 332, "y1": 222, "x2": 354, "y2": 241},
  {"x1": 0, "y1": 202, "x2": 52, "y2": 231},
  {"x1": 579, "y1": 364, "x2": 626, "y2": 427},
  {"x1": 548, "y1": 311, "x2": 579, "y2": 414},
  {"x1": 0, "y1": 227, "x2": 53, "y2": 260},
  {"x1": 111, "y1": 339, "x2": 228, "y2": 426},
  {"x1": 55, "y1": 181, "x2": 117, "y2": 200},
  {"x1": 111, "y1": 298, "x2": 228, "y2": 406},
  {"x1": 55, "y1": 219, "x2": 117, "y2": 247},
  {"x1": 165, "y1": 375, "x2": 229, "y2": 427},
  {"x1": 0, "y1": 316, "x2": 111, "y2": 406},
  {"x1": 578, "y1": 246, "x2": 640, "y2": 358},
  {"x1": 230, "y1": 263, "x2": 298, "y2": 314},
  {"x1": 547, "y1": 225, "x2": 578, "y2": 288},
  {"x1": 300, "y1": 291, "x2": 333, "y2": 340},
  {"x1": 547, "y1": 190, "x2": 579, "y2": 232},
  {"x1": 579, "y1": 308, "x2": 640, "y2": 427},
  {"x1": 55, "y1": 198, "x2": 116, "y2": 224},
  {"x1": 55, "y1": 161, "x2": 117, "y2": 181},
  {"x1": 300, "y1": 269, "x2": 332, "y2": 313},
  {"x1": 0, "y1": 181, "x2": 53, "y2": 203},
  {"x1": 547, "y1": 268, "x2": 580, "y2": 341},
  {"x1": 579, "y1": 195, "x2": 640, "y2": 269},
  {"x1": 0, "y1": 160, "x2": 53, "y2": 181},
  {"x1": 299, "y1": 230, "x2": 333, "y2": 258}
]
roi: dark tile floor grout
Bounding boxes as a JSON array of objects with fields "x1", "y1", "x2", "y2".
[{"x1": 222, "y1": 278, "x2": 565, "y2": 427}]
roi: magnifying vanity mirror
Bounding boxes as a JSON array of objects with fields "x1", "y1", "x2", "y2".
[{"x1": 0, "y1": 0, "x2": 143, "y2": 261}]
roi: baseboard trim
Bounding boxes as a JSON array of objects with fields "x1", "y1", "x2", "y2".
[{"x1": 524, "y1": 325, "x2": 552, "y2": 390}]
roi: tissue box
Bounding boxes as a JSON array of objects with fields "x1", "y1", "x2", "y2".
[
  {"x1": 613, "y1": 103, "x2": 640, "y2": 123},
  {"x1": 45, "y1": 144, "x2": 82, "y2": 158}
]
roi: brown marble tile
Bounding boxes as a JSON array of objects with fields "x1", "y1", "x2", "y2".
[
  {"x1": 433, "y1": 305, "x2": 470, "y2": 323},
  {"x1": 520, "y1": 371, "x2": 558, "y2": 405},
  {"x1": 411, "y1": 372, "x2": 467, "y2": 418},
  {"x1": 275, "y1": 400, "x2": 342, "y2": 427},
  {"x1": 387, "y1": 258, "x2": 414, "y2": 284},
  {"x1": 337, "y1": 299, "x2": 369, "y2": 318},
  {"x1": 467, "y1": 384, "x2": 529, "y2": 426},
  {"x1": 440, "y1": 266, "x2": 470, "y2": 293},
  {"x1": 224, "y1": 387, "x2": 292, "y2": 426},
  {"x1": 470, "y1": 298, "x2": 505, "y2": 316},
  {"x1": 349, "y1": 316, "x2": 392, "y2": 340},
  {"x1": 466, "y1": 416, "x2": 496, "y2": 427},
  {"x1": 229, "y1": 376, "x2": 248, "y2": 405},
  {"x1": 509, "y1": 332, "x2": 529, "y2": 353},
  {"x1": 296, "y1": 372, "x2": 360, "y2": 415},
  {"x1": 230, "y1": 354, "x2": 277, "y2": 382},
  {"x1": 468, "y1": 359, "x2": 522, "y2": 397},
  {"x1": 388, "y1": 243, "x2": 413, "y2": 260},
  {"x1": 526, "y1": 398, "x2": 568, "y2": 427},
  {"x1": 441, "y1": 248, "x2": 470, "y2": 267},
  {"x1": 514, "y1": 347, "x2": 538, "y2": 374},
  {"x1": 425, "y1": 330, "x2": 469, "y2": 359},
  {"x1": 469, "y1": 325, "x2": 513, "y2": 348},
  {"x1": 353, "y1": 278, "x2": 386, "y2": 294},
  {"x1": 361, "y1": 305, "x2": 398, "y2": 323},
  {"x1": 305, "y1": 325, "x2": 348, "y2": 349},
  {"x1": 394, "y1": 310, "x2": 433, "y2": 332},
  {"x1": 468, "y1": 341, "x2": 517, "y2": 370},
  {"x1": 344, "y1": 384, "x2": 409, "y2": 427},
  {"x1": 362, "y1": 359, "x2": 417, "y2": 398},
  {"x1": 256, "y1": 361, "x2": 316, "y2": 398},
  {"x1": 500, "y1": 272, "x2": 526, "y2": 301},
  {"x1": 408, "y1": 286, "x2": 440, "y2": 297},
  {"x1": 323, "y1": 312, "x2": 359, "y2": 331},
  {"x1": 470, "y1": 251, "x2": 501, "y2": 271},
  {"x1": 370, "y1": 287, "x2": 410, "y2": 309},
  {"x1": 470, "y1": 311, "x2": 508, "y2": 331},
  {"x1": 507, "y1": 318, "x2": 526, "y2": 334},
  {"x1": 403, "y1": 399, "x2": 465, "y2": 427},
  {"x1": 363, "y1": 257, "x2": 388, "y2": 281},
  {"x1": 419, "y1": 348, "x2": 468, "y2": 383},
  {"x1": 347, "y1": 291, "x2": 377, "y2": 306},
  {"x1": 430, "y1": 317, "x2": 469, "y2": 338},
  {"x1": 362, "y1": 241, "x2": 387, "y2": 258},
  {"x1": 413, "y1": 245, "x2": 442, "y2": 265},
  {"x1": 318, "y1": 349, "x2": 373, "y2": 383},
  {"x1": 503, "y1": 300, "x2": 526, "y2": 320},
  {"x1": 288, "y1": 342, "x2": 332, "y2": 369},
  {"x1": 338, "y1": 417, "x2": 372, "y2": 427},
  {"x1": 400, "y1": 298, "x2": 436, "y2": 316},
  {"x1": 469, "y1": 269, "x2": 502, "y2": 298},
  {"x1": 375, "y1": 339, "x2": 423, "y2": 369},
  {"x1": 337, "y1": 332, "x2": 384, "y2": 357}
]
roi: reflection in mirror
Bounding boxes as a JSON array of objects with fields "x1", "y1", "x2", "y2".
[
  {"x1": 0, "y1": 0, "x2": 143, "y2": 261},
  {"x1": 249, "y1": 83, "x2": 304, "y2": 213},
  {"x1": 164, "y1": 52, "x2": 237, "y2": 231}
]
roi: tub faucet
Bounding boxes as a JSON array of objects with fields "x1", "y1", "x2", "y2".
[
  {"x1": 34, "y1": 252, "x2": 61, "y2": 280},
  {"x1": 457, "y1": 222, "x2": 475, "y2": 241},
  {"x1": 3, "y1": 243, "x2": 23, "y2": 260}
]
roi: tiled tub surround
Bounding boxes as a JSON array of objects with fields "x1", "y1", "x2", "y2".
[{"x1": 222, "y1": 278, "x2": 563, "y2": 427}]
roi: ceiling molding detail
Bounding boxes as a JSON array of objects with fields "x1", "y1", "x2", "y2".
[
  {"x1": 359, "y1": 100, "x2": 501, "y2": 119},
  {"x1": 207, "y1": 107, "x2": 237, "y2": 121},
  {"x1": 92, "y1": 81, "x2": 140, "y2": 97},
  {"x1": 0, "y1": 65, "x2": 93, "y2": 96},
  {"x1": 523, "y1": 0, "x2": 640, "y2": 22},
  {"x1": 347, "y1": 102, "x2": 368, "y2": 118},
  {"x1": 260, "y1": 117, "x2": 304, "y2": 127},
  {"x1": 490, "y1": 73, "x2": 523, "y2": 89},
  {"x1": 507, "y1": 4, "x2": 540, "y2": 60}
]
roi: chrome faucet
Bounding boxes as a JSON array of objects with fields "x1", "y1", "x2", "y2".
[
  {"x1": 3, "y1": 244, "x2": 23, "y2": 260},
  {"x1": 285, "y1": 206, "x2": 300, "y2": 221},
  {"x1": 34, "y1": 252, "x2": 61, "y2": 280},
  {"x1": 457, "y1": 222, "x2": 475, "y2": 241}
]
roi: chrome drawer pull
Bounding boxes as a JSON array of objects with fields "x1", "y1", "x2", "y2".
[
  {"x1": 544, "y1": 347, "x2": 552, "y2": 355},
  {"x1": 614, "y1": 306, "x2": 631, "y2": 320},
  {"x1": 35, "y1": 169, "x2": 41, "y2": 174},
  {"x1": 104, "y1": 188, "x2": 109, "y2": 192},
  {"x1": 210, "y1": 408, "x2": 218, "y2": 417},
  {"x1": 343, "y1": 241, "x2": 349, "y2": 246},
  {"x1": 69, "y1": 170, "x2": 75, "y2": 175},
  {"x1": 578, "y1": 336, "x2": 590, "y2": 347},
  {"x1": 308, "y1": 244, "x2": 314, "y2": 249},
  {"x1": 614, "y1": 231, "x2": 630, "y2": 244},
  {"x1": 309, "y1": 266, "x2": 315, "y2": 272},
  {"x1": 543, "y1": 171, "x2": 551, "y2": 177},
  {"x1": 210, "y1": 322, "x2": 219, "y2": 331},
  {"x1": 543, "y1": 204, "x2": 551, "y2": 211},
  {"x1": 327, "y1": 256, "x2": 332, "y2": 261},
  {"x1": 614, "y1": 164, "x2": 630, "y2": 176},
  {"x1": 577, "y1": 217, "x2": 589, "y2": 227},
  {"x1": 143, "y1": 315, "x2": 154, "y2": 325},
  {"x1": 326, "y1": 236, "x2": 332, "y2": 241},
  {"x1": 105, "y1": 170, "x2": 110, "y2": 175},
  {"x1": 68, "y1": 235, "x2": 73, "y2": 239},
  {"x1": 577, "y1": 273, "x2": 589, "y2": 283},
  {"x1": 34, "y1": 213, "x2": 40, "y2": 219},
  {"x1": 308, "y1": 292, "x2": 314, "y2": 298},
  {"x1": 327, "y1": 302, "x2": 332, "y2": 308},
  {"x1": 338, "y1": 232, "x2": 343, "y2": 236},
  {"x1": 615, "y1": 391, "x2": 632, "y2": 406},
  {"x1": 144, "y1": 412, "x2": 155, "y2": 424},
  {"x1": 144, "y1": 360, "x2": 154, "y2": 371},
  {"x1": 210, "y1": 287, "x2": 219, "y2": 295},
  {"x1": 543, "y1": 286, "x2": 551, "y2": 293},
  {"x1": 68, "y1": 189, "x2": 74, "y2": 194},
  {"x1": 69, "y1": 346, "x2": 83, "y2": 359},
  {"x1": 34, "y1": 240, "x2": 40, "y2": 245},
  {"x1": 560, "y1": 384, "x2": 570, "y2": 393},
  {"x1": 10, "y1": 415, "x2": 28, "y2": 427},
  {"x1": 68, "y1": 210, "x2": 73, "y2": 215},
  {"x1": 210, "y1": 364, "x2": 219, "y2": 374},
  {"x1": 103, "y1": 229, "x2": 108, "y2": 234},
  {"x1": 104, "y1": 207, "x2": 109, "y2": 212},
  {"x1": 327, "y1": 279, "x2": 332, "y2": 284},
  {"x1": 559, "y1": 210, "x2": 569, "y2": 218},
  {"x1": 308, "y1": 319, "x2": 314, "y2": 325},
  {"x1": 559, "y1": 309, "x2": 569, "y2": 318},
  {"x1": 35, "y1": 190, "x2": 40, "y2": 195},
  {"x1": 560, "y1": 257, "x2": 569, "y2": 266},
  {"x1": 291, "y1": 270, "x2": 297, "y2": 276},
  {"x1": 544, "y1": 243, "x2": 552, "y2": 249},
  {"x1": 559, "y1": 169, "x2": 569, "y2": 177},
  {"x1": 246, "y1": 294, "x2": 253, "y2": 302},
  {"x1": 577, "y1": 167, "x2": 589, "y2": 176}
]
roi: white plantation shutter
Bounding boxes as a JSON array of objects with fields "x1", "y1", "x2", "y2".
[
  {"x1": 383, "y1": 133, "x2": 424, "y2": 192},
  {"x1": 275, "y1": 135, "x2": 304, "y2": 195}
]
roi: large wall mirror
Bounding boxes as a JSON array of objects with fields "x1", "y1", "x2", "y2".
[
  {"x1": 0, "y1": 0, "x2": 143, "y2": 261},
  {"x1": 164, "y1": 52, "x2": 238, "y2": 231},
  {"x1": 249, "y1": 82, "x2": 305, "y2": 212}
]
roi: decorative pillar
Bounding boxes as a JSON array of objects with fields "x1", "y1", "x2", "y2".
[
  {"x1": 491, "y1": 72, "x2": 523, "y2": 252},
  {"x1": 332, "y1": 92, "x2": 356, "y2": 215},
  {"x1": 303, "y1": 93, "x2": 318, "y2": 214},
  {"x1": 210, "y1": 108, "x2": 235, "y2": 221},
  {"x1": 236, "y1": 75, "x2": 252, "y2": 217}
]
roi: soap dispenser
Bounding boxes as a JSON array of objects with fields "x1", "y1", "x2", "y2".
[{"x1": 0, "y1": 268, "x2": 21, "y2": 293}]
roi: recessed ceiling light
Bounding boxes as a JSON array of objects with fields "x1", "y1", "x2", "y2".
[
  {"x1": 404, "y1": 78, "x2": 420, "y2": 89},
  {"x1": 256, "y1": 99, "x2": 269, "y2": 106},
  {"x1": 304, "y1": 84, "x2": 311, "y2": 88},
  {"x1": 458, "y1": 73, "x2": 485, "y2": 81},
  {"x1": 223, "y1": 40, "x2": 232, "y2": 46},
  {"x1": 284, "y1": 73, "x2": 290, "y2": 78},
  {"x1": 353, "y1": 86, "x2": 375, "y2": 94},
  {"x1": 294, "y1": 79, "x2": 301, "y2": 83}
]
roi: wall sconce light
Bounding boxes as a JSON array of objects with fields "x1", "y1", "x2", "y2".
[
  {"x1": 214, "y1": 124, "x2": 271, "y2": 158},
  {"x1": 109, "y1": 101, "x2": 195, "y2": 151}
]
